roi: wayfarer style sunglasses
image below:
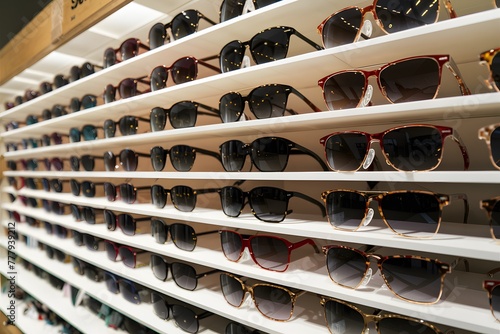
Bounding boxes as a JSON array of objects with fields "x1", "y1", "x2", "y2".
[
  {"x1": 318, "y1": 54, "x2": 470, "y2": 110},
  {"x1": 104, "y1": 209, "x2": 150, "y2": 236},
  {"x1": 483, "y1": 268, "x2": 500, "y2": 322},
  {"x1": 103, "y1": 38, "x2": 150, "y2": 68},
  {"x1": 322, "y1": 189, "x2": 469, "y2": 238},
  {"x1": 150, "y1": 184, "x2": 219, "y2": 211},
  {"x1": 104, "y1": 182, "x2": 150, "y2": 204},
  {"x1": 150, "y1": 100, "x2": 220, "y2": 131},
  {"x1": 219, "y1": 136, "x2": 329, "y2": 172},
  {"x1": 219, "y1": 230, "x2": 320, "y2": 272},
  {"x1": 318, "y1": 0, "x2": 457, "y2": 49},
  {"x1": 219, "y1": 0, "x2": 282, "y2": 22},
  {"x1": 105, "y1": 240, "x2": 149, "y2": 268},
  {"x1": 478, "y1": 123, "x2": 500, "y2": 170},
  {"x1": 479, "y1": 47, "x2": 500, "y2": 91},
  {"x1": 218, "y1": 185, "x2": 326, "y2": 222},
  {"x1": 150, "y1": 218, "x2": 218, "y2": 251},
  {"x1": 103, "y1": 76, "x2": 150, "y2": 103},
  {"x1": 220, "y1": 272, "x2": 304, "y2": 321},
  {"x1": 480, "y1": 197, "x2": 500, "y2": 240},
  {"x1": 322, "y1": 245, "x2": 465, "y2": 304},
  {"x1": 319, "y1": 124, "x2": 469, "y2": 172},
  {"x1": 219, "y1": 83, "x2": 322, "y2": 123},
  {"x1": 150, "y1": 56, "x2": 220, "y2": 91},
  {"x1": 219, "y1": 26, "x2": 323, "y2": 73},
  {"x1": 320, "y1": 296, "x2": 446, "y2": 334},
  {"x1": 103, "y1": 149, "x2": 150, "y2": 172},
  {"x1": 150, "y1": 145, "x2": 221, "y2": 171},
  {"x1": 148, "y1": 10, "x2": 217, "y2": 49},
  {"x1": 104, "y1": 272, "x2": 150, "y2": 304}
]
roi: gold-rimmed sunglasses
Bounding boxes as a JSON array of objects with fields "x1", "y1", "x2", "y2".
[
  {"x1": 483, "y1": 268, "x2": 500, "y2": 322},
  {"x1": 478, "y1": 123, "x2": 500, "y2": 170},
  {"x1": 319, "y1": 296, "x2": 446, "y2": 334},
  {"x1": 321, "y1": 189, "x2": 468, "y2": 238},
  {"x1": 480, "y1": 197, "x2": 500, "y2": 240},
  {"x1": 479, "y1": 47, "x2": 500, "y2": 91}
]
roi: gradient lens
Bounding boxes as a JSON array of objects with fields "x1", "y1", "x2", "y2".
[
  {"x1": 149, "y1": 23, "x2": 166, "y2": 49},
  {"x1": 253, "y1": 284, "x2": 293, "y2": 321},
  {"x1": 323, "y1": 299, "x2": 365, "y2": 333},
  {"x1": 249, "y1": 187, "x2": 288, "y2": 222},
  {"x1": 250, "y1": 236, "x2": 289, "y2": 271},
  {"x1": 170, "y1": 223, "x2": 197, "y2": 251},
  {"x1": 324, "y1": 133, "x2": 369, "y2": 171},
  {"x1": 375, "y1": 0, "x2": 439, "y2": 33},
  {"x1": 172, "y1": 305, "x2": 199, "y2": 333},
  {"x1": 250, "y1": 137, "x2": 290, "y2": 172},
  {"x1": 324, "y1": 191, "x2": 368, "y2": 230},
  {"x1": 326, "y1": 247, "x2": 366, "y2": 288},
  {"x1": 120, "y1": 149, "x2": 138, "y2": 171},
  {"x1": 170, "y1": 186, "x2": 196, "y2": 212},
  {"x1": 250, "y1": 27, "x2": 289, "y2": 64},
  {"x1": 220, "y1": 231, "x2": 243, "y2": 261},
  {"x1": 321, "y1": 8, "x2": 363, "y2": 48},
  {"x1": 220, "y1": 140, "x2": 247, "y2": 171},
  {"x1": 321, "y1": 71, "x2": 366, "y2": 110},
  {"x1": 220, "y1": 187, "x2": 245, "y2": 217}
]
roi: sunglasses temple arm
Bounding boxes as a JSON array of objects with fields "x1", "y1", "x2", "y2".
[
  {"x1": 291, "y1": 191, "x2": 327, "y2": 217},
  {"x1": 201, "y1": 15, "x2": 218, "y2": 26},
  {"x1": 449, "y1": 193, "x2": 469, "y2": 224},
  {"x1": 139, "y1": 41, "x2": 150, "y2": 51},
  {"x1": 487, "y1": 267, "x2": 500, "y2": 277},
  {"x1": 199, "y1": 55, "x2": 222, "y2": 73},
  {"x1": 196, "y1": 268, "x2": 221, "y2": 279},
  {"x1": 293, "y1": 30, "x2": 324, "y2": 51},
  {"x1": 196, "y1": 230, "x2": 219, "y2": 237},
  {"x1": 291, "y1": 143, "x2": 329, "y2": 171},
  {"x1": 197, "y1": 102, "x2": 221, "y2": 116},
  {"x1": 197, "y1": 310, "x2": 214, "y2": 320},
  {"x1": 442, "y1": 0, "x2": 458, "y2": 19},
  {"x1": 449, "y1": 257, "x2": 470, "y2": 272},
  {"x1": 445, "y1": 57, "x2": 471, "y2": 96},
  {"x1": 290, "y1": 87, "x2": 322, "y2": 112},
  {"x1": 291, "y1": 238, "x2": 321, "y2": 254},
  {"x1": 196, "y1": 147, "x2": 222, "y2": 161},
  {"x1": 450, "y1": 129, "x2": 470, "y2": 170}
]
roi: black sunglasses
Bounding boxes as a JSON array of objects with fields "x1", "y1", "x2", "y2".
[
  {"x1": 104, "y1": 182, "x2": 150, "y2": 204},
  {"x1": 104, "y1": 272, "x2": 149, "y2": 304},
  {"x1": 70, "y1": 204, "x2": 104, "y2": 225},
  {"x1": 41, "y1": 132, "x2": 69, "y2": 146},
  {"x1": 72, "y1": 257, "x2": 104, "y2": 282},
  {"x1": 148, "y1": 9, "x2": 217, "y2": 49},
  {"x1": 103, "y1": 76, "x2": 151, "y2": 103},
  {"x1": 103, "y1": 38, "x2": 150, "y2": 69},
  {"x1": 219, "y1": 0, "x2": 282, "y2": 22},
  {"x1": 150, "y1": 145, "x2": 221, "y2": 171},
  {"x1": 219, "y1": 136, "x2": 328, "y2": 172},
  {"x1": 150, "y1": 100, "x2": 220, "y2": 131},
  {"x1": 103, "y1": 115, "x2": 150, "y2": 138},
  {"x1": 69, "y1": 154, "x2": 104, "y2": 171},
  {"x1": 104, "y1": 209, "x2": 150, "y2": 236},
  {"x1": 6, "y1": 159, "x2": 38, "y2": 171},
  {"x1": 219, "y1": 185, "x2": 326, "y2": 222},
  {"x1": 69, "y1": 179, "x2": 105, "y2": 197},
  {"x1": 150, "y1": 184, "x2": 219, "y2": 211},
  {"x1": 219, "y1": 83, "x2": 321, "y2": 123},
  {"x1": 43, "y1": 221, "x2": 69, "y2": 239},
  {"x1": 150, "y1": 218, "x2": 218, "y2": 251},
  {"x1": 219, "y1": 26, "x2": 323, "y2": 73},
  {"x1": 103, "y1": 149, "x2": 150, "y2": 172}
]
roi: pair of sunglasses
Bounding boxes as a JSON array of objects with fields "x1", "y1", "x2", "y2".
[
  {"x1": 220, "y1": 273, "x2": 304, "y2": 321},
  {"x1": 320, "y1": 124, "x2": 469, "y2": 172},
  {"x1": 151, "y1": 291, "x2": 213, "y2": 333},
  {"x1": 104, "y1": 182, "x2": 150, "y2": 204},
  {"x1": 72, "y1": 257, "x2": 104, "y2": 282},
  {"x1": 103, "y1": 76, "x2": 150, "y2": 103},
  {"x1": 70, "y1": 179, "x2": 104, "y2": 197},
  {"x1": 104, "y1": 272, "x2": 149, "y2": 304},
  {"x1": 103, "y1": 38, "x2": 150, "y2": 68},
  {"x1": 219, "y1": 230, "x2": 319, "y2": 272},
  {"x1": 483, "y1": 268, "x2": 500, "y2": 322},
  {"x1": 219, "y1": 83, "x2": 321, "y2": 123},
  {"x1": 319, "y1": 54, "x2": 470, "y2": 110},
  {"x1": 219, "y1": 185, "x2": 326, "y2": 222},
  {"x1": 68, "y1": 94, "x2": 98, "y2": 112},
  {"x1": 69, "y1": 154, "x2": 103, "y2": 171},
  {"x1": 479, "y1": 123, "x2": 500, "y2": 170},
  {"x1": 479, "y1": 47, "x2": 500, "y2": 91},
  {"x1": 219, "y1": 26, "x2": 323, "y2": 73},
  {"x1": 47, "y1": 62, "x2": 102, "y2": 89},
  {"x1": 71, "y1": 204, "x2": 103, "y2": 225},
  {"x1": 322, "y1": 189, "x2": 469, "y2": 238},
  {"x1": 151, "y1": 218, "x2": 218, "y2": 251},
  {"x1": 150, "y1": 254, "x2": 218, "y2": 291},
  {"x1": 150, "y1": 185, "x2": 219, "y2": 211},
  {"x1": 104, "y1": 209, "x2": 150, "y2": 236},
  {"x1": 103, "y1": 115, "x2": 149, "y2": 138},
  {"x1": 323, "y1": 245, "x2": 463, "y2": 304},
  {"x1": 320, "y1": 296, "x2": 446, "y2": 334},
  {"x1": 72, "y1": 231, "x2": 104, "y2": 251},
  {"x1": 481, "y1": 197, "x2": 500, "y2": 240},
  {"x1": 105, "y1": 240, "x2": 149, "y2": 268},
  {"x1": 148, "y1": 9, "x2": 217, "y2": 49},
  {"x1": 42, "y1": 200, "x2": 70, "y2": 215},
  {"x1": 44, "y1": 222, "x2": 69, "y2": 239},
  {"x1": 219, "y1": 0, "x2": 282, "y2": 22},
  {"x1": 6, "y1": 159, "x2": 38, "y2": 171},
  {"x1": 318, "y1": 0, "x2": 457, "y2": 49},
  {"x1": 220, "y1": 136, "x2": 328, "y2": 172},
  {"x1": 150, "y1": 100, "x2": 220, "y2": 131},
  {"x1": 44, "y1": 244, "x2": 69, "y2": 262}
]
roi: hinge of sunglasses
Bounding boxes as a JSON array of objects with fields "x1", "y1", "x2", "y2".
[
  {"x1": 442, "y1": 0, "x2": 458, "y2": 19},
  {"x1": 447, "y1": 193, "x2": 469, "y2": 224},
  {"x1": 487, "y1": 267, "x2": 500, "y2": 278},
  {"x1": 444, "y1": 57, "x2": 471, "y2": 96},
  {"x1": 448, "y1": 257, "x2": 470, "y2": 273}
]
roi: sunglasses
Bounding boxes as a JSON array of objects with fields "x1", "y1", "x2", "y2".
[
  {"x1": 220, "y1": 136, "x2": 328, "y2": 172},
  {"x1": 483, "y1": 268, "x2": 500, "y2": 322},
  {"x1": 103, "y1": 38, "x2": 150, "y2": 69},
  {"x1": 150, "y1": 254, "x2": 219, "y2": 290},
  {"x1": 69, "y1": 154, "x2": 104, "y2": 171},
  {"x1": 70, "y1": 205, "x2": 104, "y2": 225},
  {"x1": 150, "y1": 145, "x2": 221, "y2": 171},
  {"x1": 42, "y1": 200, "x2": 71, "y2": 215},
  {"x1": 69, "y1": 94, "x2": 98, "y2": 112},
  {"x1": 70, "y1": 179, "x2": 105, "y2": 197},
  {"x1": 479, "y1": 47, "x2": 500, "y2": 91},
  {"x1": 479, "y1": 123, "x2": 500, "y2": 170},
  {"x1": 322, "y1": 245, "x2": 458, "y2": 304},
  {"x1": 44, "y1": 244, "x2": 69, "y2": 262},
  {"x1": 320, "y1": 296, "x2": 445, "y2": 334},
  {"x1": 220, "y1": 273, "x2": 304, "y2": 321},
  {"x1": 150, "y1": 185, "x2": 219, "y2": 211},
  {"x1": 219, "y1": 26, "x2": 323, "y2": 73},
  {"x1": 150, "y1": 56, "x2": 220, "y2": 92},
  {"x1": 219, "y1": 0, "x2": 282, "y2": 22},
  {"x1": 318, "y1": 0, "x2": 457, "y2": 49},
  {"x1": 318, "y1": 54, "x2": 471, "y2": 110},
  {"x1": 105, "y1": 240, "x2": 149, "y2": 268},
  {"x1": 148, "y1": 9, "x2": 217, "y2": 49},
  {"x1": 150, "y1": 101, "x2": 220, "y2": 131},
  {"x1": 72, "y1": 257, "x2": 104, "y2": 282},
  {"x1": 6, "y1": 159, "x2": 38, "y2": 171},
  {"x1": 41, "y1": 132, "x2": 69, "y2": 146},
  {"x1": 19, "y1": 196, "x2": 42, "y2": 208},
  {"x1": 481, "y1": 197, "x2": 500, "y2": 240},
  {"x1": 42, "y1": 157, "x2": 70, "y2": 171},
  {"x1": 219, "y1": 84, "x2": 321, "y2": 123},
  {"x1": 103, "y1": 76, "x2": 151, "y2": 104},
  {"x1": 151, "y1": 218, "x2": 217, "y2": 251},
  {"x1": 104, "y1": 272, "x2": 148, "y2": 304},
  {"x1": 72, "y1": 230, "x2": 103, "y2": 250},
  {"x1": 219, "y1": 185, "x2": 326, "y2": 222},
  {"x1": 320, "y1": 124, "x2": 469, "y2": 172},
  {"x1": 104, "y1": 210, "x2": 150, "y2": 236},
  {"x1": 103, "y1": 115, "x2": 150, "y2": 138},
  {"x1": 225, "y1": 322, "x2": 263, "y2": 334},
  {"x1": 101, "y1": 149, "x2": 146, "y2": 172},
  {"x1": 104, "y1": 182, "x2": 150, "y2": 204},
  {"x1": 322, "y1": 189, "x2": 469, "y2": 238},
  {"x1": 219, "y1": 230, "x2": 319, "y2": 272},
  {"x1": 151, "y1": 291, "x2": 213, "y2": 333},
  {"x1": 44, "y1": 222, "x2": 69, "y2": 239}
]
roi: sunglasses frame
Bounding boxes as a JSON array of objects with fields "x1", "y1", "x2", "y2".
[
  {"x1": 478, "y1": 123, "x2": 500, "y2": 170},
  {"x1": 104, "y1": 210, "x2": 150, "y2": 235},
  {"x1": 480, "y1": 197, "x2": 500, "y2": 240},
  {"x1": 322, "y1": 244, "x2": 454, "y2": 304},
  {"x1": 103, "y1": 38, "x2": 150, "y2": 68},
  {"x1": 319, "y1": 296, "x2": 444, "y2": 334},
  {"x1": 150, "y1": 144, "x2": 221, "y2": 171},
  {"x1": 318, "y1": 54, "x2": 470, "y2": 109},
  {"x1": 321, "y1": 189, "x2": 469, "y2": 238},
  {"x1": 150, "y1": 184, "x2": 220, "y2": 211},
  {"x1": 150, "y1": 100, "x2": 220, "y2": 131},
  {"x1": 150, "y1": 218, "x2": 218, "y2": 251},
  {"x1": 479, "y1": 47, "x2": 500, "y2": 91},
  {"x1": 483, "y1": 268, "x2": 500, "y2": 322},
  {"x1": 103, "y1": 149, "x2": 150, "y2": 172},
  {"x1": 105, "y1": 240, "x2": 149, "y2": 268},
  {"x1": 320, "y1": 124, "x2": 470, "y2": 172},
  {"x1": 103, "y1": 76, "x2": 151, "y2": 103}
]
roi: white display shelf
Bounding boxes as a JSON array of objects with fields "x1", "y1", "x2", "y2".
[
  {"x1": 0, "y1": 267, "x2": 128, "y2": 334},
  {"x1": 0, "y1": 299, "x2": 63, "y2": 334}
]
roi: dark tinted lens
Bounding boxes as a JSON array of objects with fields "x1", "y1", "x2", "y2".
[
  {"x1": 171, "y1": 57, "x2": 197, "y2": 84},
  {"x1": 170, "y1": 223, "x2": 196, "y2": 251},
  {"x1": 220, "y1": 140, "x2": 247, "y2": 171},
  {"x1": 118, "y1": 214, "x2": 136, "y2": 235},
  {"x1": 119, "y1": 79, "x2": 138, "y2": 99},
  {"x1": 81, "y1": 62, "x2": 95, "y2": 77},
  {"x1": 121, "y1": 38, "x2": 139, "y2": 60},
  {"x1": 492, "y1": 285, "x2": 500, "y2": 320},
  {"x1": 171, "y1": 305, "x2": 198, "y2": 333},
  {"x1": 69, "y1": 128, "x2": 81, "y2": 142},
  {"x1": 119, "y1": 184, "x2": 136, "y2": 204},
  {"x1": 381, "y1": 192, "x2": 440, "y2": 237},
  {"x1": 119, "y1": 247, "x2": 136, "y2": 267},
  {"x1": 104, "y1": 272, "x2": 119, "y2": 293},
  {"x1": 322, "y1": 71, "x2": 366, "y2": 110},
  {"x1": 69, "y1": 66, "x2": 81, "y2": 82},
  {"x1": 150, "y1": 66, "x2": 169, "y2": 91},
  {"x1": 220, "y1": 231, "x2": 243, "y2": 261},
  {"x1": 70, "y1": 179, "x2": 81, "y2": 196},
  {"x1": 491, "y1": 200, "x2": 500, "y2": 239},
  {"x1": 151, "y1": 185, "x2": 167, "y2": 208},
  {"x1": 249, "y1": 85, "x2": 289, "y2": 119},
  {"x1": 220, "y1": 0, "x2": 244, "y2": 22},
  {"x1": 251, "y1": 236, "x2": 289, "y2": 271},
  {"x1": 253, "y1": 285, "x2": 292, "y2": 320},
  {"x1": 170, "y1": 185, "x2": 196, "y2": 212},
  {"x1": 81, "y1": 155, "x2": 95, "y2": 171},
  {"x1": 170, "y1": 145, "x2": 196, "y2": 171},
  {"x1": 250, "y1": 27, "x2": 289, "y2": 64},
  {"x1": 70, "y1": 156, "x2": 80, "y2": 171},
  {"x1": 26, "y1": 115, "x2": 38, "y2": 125},
  {"x1": 103, "y1": 151, "x2": 116, "y2": 172},
  {"x1": 149, "y1": 23, "x2": 167, "y2": 49},
  {"x1": 249, "y1": 187, "x2": 288, "y2": 222},
  {"x1": 383, "y1": 126, "x2": 442, "y2": 171},
  {"x1": 104, "y1": 84, "x2": 116, "y2": 104},
  {"x1": 326, "y1": 247, "x2": 366, "y2": 288},
  {"x1": 490, "y1": 126, "x2": 500, "y2": 169},
  {"x1": 172, "y1": 10, "x2": 199, "y2": 39},
  {"x1": 171, "y1": 262, "x2": 197, "y2": 290},
  {"x1": 119, "y1": 280, "x2": 141, "y2": 304},
  {"x1": 104, "y1": 182, "x2": 117, "y2": 201},
  {"x1": 151, "y1": 219, "x2": 167, "y2": 244},
  {"x1": 70, "y1": 97, "x2": 81, "y2": 112},
  {"x1": 381, "y1": 257, "x2": 443, "y2": 303},
  {"x1": 324, "y1": 133, "x2": 368, "y2": 171},
  {"x1": 105, "y1": 242, "x2": 118, "y2": 261},
  {"x1": 104, "y1": 119, "x2": 116, "y2": 138},
  {"x1": 42, "y1": 109, "x2": 52, "y2": 120},
  {"x1": 150, "y1": 146, "x2": 167, "y2": 171},
  {"x1": 151, "y1": 292, "x2": 169, "y2": 319},
  {"x1": 81, "y1": 95, "x2": 97, "y2": 109},
  {"x1": 151, "y1": 254, "x2": 168, "y2": 281},
  {"x1": 83, "y1": 207, "x2": 96, "y2": 224},
  {"x1": 150, "y1": 107, "x2": 167, "y2": 131},
  {"x1": 54, "y1": 74, "x2": 68, "y2": 88},
  {"x1": 251, "y1": 137, "x2": 290, "y2": 172},
  {"x1": 120, "y1": 149, "x2": 138, "y2": 171},
  {"x1": 119, "y1": 116, "x2": 138, "y2": 136},
  {"x1": 220, "y1": 41, "x2": 245, "y2": 73},
  {"x1": 104, "y1": 210, "x2": 116, "y2": 230},
  {"x1": 170, "y1": 101, "x2": 198, "y2": 128},
  {"x1": 220, "y1": 274, "x2": 244, "y2": 307},
  {"x1": 375, "y1": 0, "x2": 438, "y2": 33},
  {"x1": 52, "y1": 105, "x2": 67, "y2": 117},
  {"x1": 380, "y1": 57, "x2": 440, "y2": 103},
  {"x1": 491, "y1": 52, "x2": 500, "y2": 90},
  {"x1": 71, "y1": 205, "x2": 82, "y2": 221},
  {"x1": 220, "y1": 186, "x2": 245, "y2": 217},
  {"x1": 322, "y1": 8, "x2": 363, "y2": 48},
  {"x1": 83, "y1": 234, "x2": 100, "y2": 250},
  {"x1": 73, "y1": 230, "x2": 83, "y2": 246},
  {"x1": 40, "y1": 81, "x2": 52, "y2": 94},
  {"x1": 219, "y1": 92, "x2": 244, "y2": 123},
  {"x1": 81, "y1": 181, "x2": 96, "y2": 197},
  {"x1": 82, "y1": 125, "x2": 98, "y2": 140},
  {"x1": 378, "y1": 316, "x2": 438, "y2": 334},
  {"x1": 323, "y1": 299, "x2": 365, "y2": 333},
  {"x1": 325, "y1": 191, "x2": 367, "y2": 230},
  {"x1": 103, "y1": 48, "x2": 116, "y2": 69}
]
